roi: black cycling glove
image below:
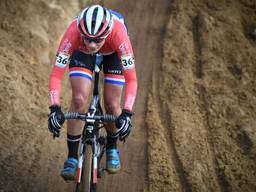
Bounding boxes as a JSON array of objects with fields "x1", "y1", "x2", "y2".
[
  {"x1": 115, "y1": 109, "x2": 133, "y2": 141},
  {"x1": 48, "y1": 105, "x2": 65, "y2": 137}
]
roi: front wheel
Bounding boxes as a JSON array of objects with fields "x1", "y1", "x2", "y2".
[{"x1": 76, "y1": 145, "x2": 96, "y2": 192}]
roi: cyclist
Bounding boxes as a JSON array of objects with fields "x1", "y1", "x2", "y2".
[{"x1": 47, "y1": 5, "x2": 137, "y2": 181}]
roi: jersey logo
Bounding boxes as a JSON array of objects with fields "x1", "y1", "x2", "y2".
[
  {"x1": 55, "y1": 52, "x2": 70, "y2": 68},
  {"x1": 119, "y1": 42, "x2": 129, "y2": 55},
  {"x1": 121, "y1": 55, "x2": 135, "y2": 69}
]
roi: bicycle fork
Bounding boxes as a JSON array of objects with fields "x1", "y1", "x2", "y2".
[
  {"x1": 76, "y1": 143, "x2": 85, "y2": 183},
  {"x1": 92, "y1": 142, "x2": 98, "y2": 184},
  {"x1": 76, "y1": 137, "x2": 99, "y2": 184}
]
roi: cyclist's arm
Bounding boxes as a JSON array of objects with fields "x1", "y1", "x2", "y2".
[
  {"x1": 112, "y1": 21, "x2": 138, "y2": 111},
  {"x1": 123, "y1": 65, "x2": 137, "y2": 112},
  {"x1": 49, "y1": 66, "x2": 66, "y2": 105},
  {"x1": 49, "y1": 20, "x2": 79, "y2": 105}
]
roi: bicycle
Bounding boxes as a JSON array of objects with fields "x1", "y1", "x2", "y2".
[{"x1": 64, "y1": 54, "x2": 117, "y2": 192}]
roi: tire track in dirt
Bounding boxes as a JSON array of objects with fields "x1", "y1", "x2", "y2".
[
  {"x1": 192, "y1": 14, "x2": 203, "y2": 79},
  {"x1": 151, "y1": 65, "x2": 192, "y2": 192},
  {"x1": 192, "y1": 12, "x2": 229, "y2": 192},
  {"x1": 149, "y1": 1, "x2": 228, "y2": 191},
  {"x1": 162, "y1": 112, "x2": 192, "y2": 192},
  {"x1": 149, "y1": 5, "x2": 192, "y2": 188},
  {"x1": 194, "y1": 84, "x2": 230, "y2": 192}
]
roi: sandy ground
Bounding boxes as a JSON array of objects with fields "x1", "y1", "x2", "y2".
[{"x1": 0, "y1": 0, "x2": 256, "y2": 192}]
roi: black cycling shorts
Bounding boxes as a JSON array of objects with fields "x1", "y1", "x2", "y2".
[{"x1": 69, "y1": 51, "x2": 125, "y2": 86}]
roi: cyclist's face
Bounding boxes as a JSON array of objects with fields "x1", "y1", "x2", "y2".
[{"x1": 83, "y1": 37, "x2": 105, "y2": 53}]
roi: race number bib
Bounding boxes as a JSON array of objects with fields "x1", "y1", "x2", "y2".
[
  {"x1": 121, "y1": 55, "x2": 135, "y2": 69},
  {"x1": 55, "y1": 52, "x2": 70, "y2": 68}
]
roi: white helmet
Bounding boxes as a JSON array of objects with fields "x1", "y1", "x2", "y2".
[{"x1": 77, "y1": 5, "x2": 114, "y2": 40}]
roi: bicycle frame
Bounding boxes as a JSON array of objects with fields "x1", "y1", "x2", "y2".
[
  {"x1": 76, "y1": 72, "x2": 102, "y2": 185},
  {"x1": 64, "y1": 54, "x2": 116, "y2": 192}
]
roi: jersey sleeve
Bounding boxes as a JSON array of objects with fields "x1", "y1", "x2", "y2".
[
  {"x1": 123, "y1": 67, "x2": 137, "y2": 112},
  {"x1": 49, "y1": 20, "x2": 79, "y2": 105},
  {"x1": 111, "y1": 21, "x2": 138, "y2": 112}
]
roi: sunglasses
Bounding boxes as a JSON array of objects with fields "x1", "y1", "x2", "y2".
[{"x1": 82, "y1": 35, "x2": 105, "y2": 43}]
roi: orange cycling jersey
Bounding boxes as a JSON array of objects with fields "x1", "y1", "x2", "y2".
[{"x1": 49, "y1": 15, "x2": 137, "y2": 111}]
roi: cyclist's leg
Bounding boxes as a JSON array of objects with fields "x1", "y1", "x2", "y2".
[
  {"x1": 103, "y1": 52, "x2": 124, "y2": 173},
  {"x1": 61, "y1": 50, "x2": 95, "y2": 180},
  {"x1": 68, "y1": 50, "x2": 95, "y2": 143},
  {"x1": 104, "y1": 83, "x2": 123, "y2": 132},
  {"x1": 103, "y1": 52, "x2": 124, "y2": 133},
  {"x1": 104, "y1": 82, "x2": 122, "y2": 174}
]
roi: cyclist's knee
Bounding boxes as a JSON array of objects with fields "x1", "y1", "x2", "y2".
[
  {"x1": 105, "y1": 102, "x2": 121, "y2": 115},
  {"x1": 72, "y1": 94, "x2": 88, "y2": 111}
]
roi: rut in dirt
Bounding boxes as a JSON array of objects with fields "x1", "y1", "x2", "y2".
[
  {"x1": 147, "y1": 0, "x2": 256, "y2": 192},
  {"x1": 192, "y1": 13, "x2": 229, "y2": 192}
]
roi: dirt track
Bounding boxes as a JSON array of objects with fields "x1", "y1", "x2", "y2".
[{"x1": 0, "y1": 0, "x2": 256, "y2": 192}]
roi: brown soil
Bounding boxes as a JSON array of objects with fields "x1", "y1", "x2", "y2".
[{"x1": 0, "y1": 0, "x2": 256, "y2": 192}]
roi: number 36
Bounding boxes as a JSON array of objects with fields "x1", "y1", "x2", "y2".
[
  {"x1": 122, "y1": 57, "x2": 134, "y2": 68},
  {"x1": 56, "y1": 55, "x2": 68, "y2": 65}
]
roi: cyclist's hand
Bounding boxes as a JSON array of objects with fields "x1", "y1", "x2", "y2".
[
  {"x1": 48, "y1": 105, "x2": 65, "y2": 137},
  {"x1": 116, "y1": 109, "x2": 133, "y2": 141}
]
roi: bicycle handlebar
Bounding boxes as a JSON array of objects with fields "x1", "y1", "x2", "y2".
[{"x1": 64, "y1": 112, "x2": 117, "y2": 122}]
